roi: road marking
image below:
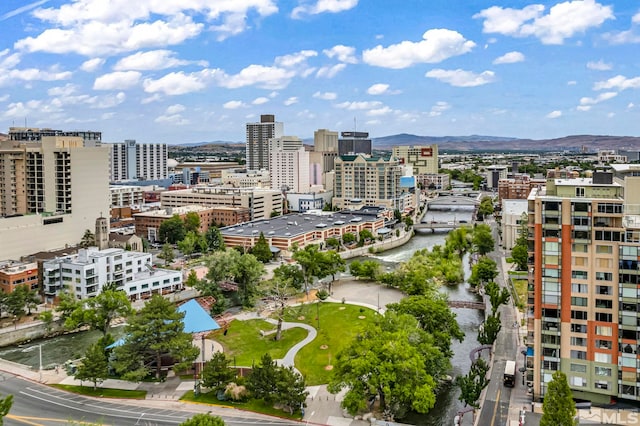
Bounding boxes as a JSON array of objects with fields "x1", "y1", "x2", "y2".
[
  {"x1": 490, "y1": 388, "x2": 501, "y2": 426},
  {"x1": 6, "y1": 413, "x2": 80, "y2": 425}
]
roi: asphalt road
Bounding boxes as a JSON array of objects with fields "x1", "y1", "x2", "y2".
[
  {"x1": 475, "y1": 218, "x2": 521, "y2": 426},
  {"x1": 0, "y1": 372, "x2": 301, "y2": 426}
]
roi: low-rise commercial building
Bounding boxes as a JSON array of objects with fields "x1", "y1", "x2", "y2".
[
  {"x1": 43, "y1": 248, "x2": 182, "y2": 301},
  {"x1": 0, "y1": 261, "x2": 39, "y2": 294}
]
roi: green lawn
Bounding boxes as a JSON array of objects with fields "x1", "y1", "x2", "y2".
[
  {"x1": 512, "y1": 279, "x2": 528, "y2": 311},
  {"x1": 210, "y1": 319, "x2": 307, "y2": 367},
  {"x1": 51, "y1": 384, "x2": 147, "y2": 399},
  {"x1": 181, "y1": 390, "x2": 302, "y2": 420},
  {"x1": 283, "y1": 302, "x2": 377, "y2": 385},
  {"x1": 210, "y1": 303, "x2": 377, "y2": 386}
]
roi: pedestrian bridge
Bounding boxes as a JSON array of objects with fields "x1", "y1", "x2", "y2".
[
  {"x1": 414, "y1": 220, "x2": 474, "y2": 230},
  {"x1": 427, "y1": 195, "x2": 481, "y2": 207},
  {"x1": 448, "y1": 300, "x2": 485, "y2": 310}
]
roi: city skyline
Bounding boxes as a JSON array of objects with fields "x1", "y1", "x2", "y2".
[{"x1": 1, "y1": 0, "x2": 640, "y2": 144}]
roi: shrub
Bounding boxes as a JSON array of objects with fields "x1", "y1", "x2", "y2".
[{"x1": 225, "y1": 382, "x2": 248, "y2": 401}]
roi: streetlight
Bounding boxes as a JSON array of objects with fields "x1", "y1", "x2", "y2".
[
  {"x1": 521, "y1": 349, "x2": 527, "y2": 387},
  {"x1": 21, "y1": 344, "x2": 42, "y2": 382},
  {"x1": 519, "y1": 367, "x2": 526, "y2": 386}
]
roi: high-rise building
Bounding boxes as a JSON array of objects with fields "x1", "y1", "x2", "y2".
[
  {"x1": 0, "y1": 136, "x2": 110, "y2": 259},
  {"x1": 333, "y1": 154, "x2": 402, "y2": 210},
  {"x1": 527, "y1": 168, "x2": 640, "y2": 405},
  {"x1": 246, "y1": 114, "x2": 284, "y2": 171},
  {"x1": 109, "y1": 139, "x2": 168, "y2": 182},
  {"x1": 314, "y1": 129, "x2": 338, "y2": 153},
  {"x1": 392, "y1": 145, "x2": 439, "y2": 175},
  {"x1": 8, "y1": 127, "x2": 102, "y2": 144},
  {"x1": 338, "y1": 131, "x2": 372, "y2": 156},
  {"x1": 270, "y1": 136, "x2": 309, "y2": 193}
]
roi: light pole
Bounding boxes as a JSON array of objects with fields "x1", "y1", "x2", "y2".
[{"x1": 521, "y1": 349, "x2": 527, "y2": 387}]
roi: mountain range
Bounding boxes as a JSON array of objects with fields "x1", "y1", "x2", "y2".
[{"x1": 169, "y1": 134, "x2": 640, "y2": 153}]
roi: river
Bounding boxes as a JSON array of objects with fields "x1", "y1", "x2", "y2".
[{"x1": 0, "y1": 205, "x2": 482, "y2": 425}]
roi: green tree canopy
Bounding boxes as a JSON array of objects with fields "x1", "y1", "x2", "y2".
[
  {"x1": 183, "y1": 212, "x2": 201, "y2": 233},
  {"x1": 0, "y1": 394, "x2": 13, "y2": 424},
  {"x1": 158, "y1": 215, "x2": 186, "y2": 244},
  {"x1": 472, "y1": 224, "x2": 495, "y2": 255},
  {"x1": 113, "y1": 294, "x2": 199, "y2": 381},
  {"x1": 79, "y1": 229, "x2": 95, "y2": 248},
  {"x1": 511, "y1": 244, "x2": 529, "y2": 271},
  {"x1": 292, "y1": 244, "x2": 323, "y2": 295},
  {"x1": 233, "y1": 253, "x2": 265, "y2": 307},
  {"x1": 328, "y1": 312, "x2": 446, "y2": 420},
  {"x1": 485, "y1": 281, "x2": 510, "y2": 315},
  {"x1": 477, "y1": 196, "x2": 494, "y2": 218},
  {"x1": 348, "y1": 259, "x2": 380, "y2": 281},
  {"x1": 251, "y1": 232, "x2": 273, "y2": 263},
  {"x1": 205, "y1": 227, "x2": 225, "y2": 252},
  {"x1": 541, "y1": 371, "x2": 577, "y2": 426},
  {"x1": 201, "y1": 352, "x2": 236, "y2": 392},
  {"x1": 468, "y1": 256, "x2": 498, "y2": 288},
  {"x1": 158, "y1": 243, "x2": 175, "y2": 266},
  {"x1": 75, "y1": 341, "x2": 109, "y2": 390}
]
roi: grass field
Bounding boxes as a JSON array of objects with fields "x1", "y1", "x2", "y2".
[
  {"x1": 181, "y1": 390, "x2": 302, "y2": 420},
  {"x1": 51, "y1": 384, "x2": 147, "y2": 399}
]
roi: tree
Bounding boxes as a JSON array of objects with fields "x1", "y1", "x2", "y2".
[
  {"x1": 183, "y1": 212, "x2": 201, "y2": 233},
  {"x1": 201, "y1": 249, "x2": 241, "y2": 292},
  {"x1": 56, "y1": 288, "x2": 82, "y2": 323},
  {"x1": 158, "y1": 215, "x2": 186, "y2": 244},
  {"x1": 178, "y1": 231, "x2": 198, "y2": 257},
  {"x1": 445, "y1": 227, "x2": 472, "y2": 256},
  {"x1": 541, "y1": 371, "x2": 577, "y2": 426},
  {"x1": 325, "y1": 237, "x2": 340, "y2": 250},
  {"x1": 275, "y1": 366, "x2": 308, "y2": 415},
  {"x1": 403, "y1": 216, "x2": 414, "y2": 230},
  {"x1": 233, "y1": 253, "x2": 265, "y2": 307},
  {"x1": 260, "y1": 272, "x2": 303, "y2": 341},
  {"x1": 180, "y1": 414, "x2": 225, "y2": 426},
  {"x1": 5, "y1": 286, "x2": 27, "y2": 324},
  {"x1": 0, "y1": 394, "x2": 13, "y2": 424},
  {"x1": 113, "y1": 294, "x2": 199, "y2": 381},
  {"x1": 201, "y1": 352, "x2": 236, "y2": 392},
  {"x1": 485, "y1": 281, "x2": 510, "y2": 316},
  {"x1": 85, "y1": 288, "x2": 134, "y2": 336},
  {"x1": 318, "y1": 250, "x2": 345, "y2": 294},
  {"x1": 272, "y1": 264, "x2": 305, "y2": 289},
  {"x1": 477, "y1": 196, "x2": 494, "y2": 219},
  {"x1": 478, "y1": 313, "x2": 502, "y2": 345},
  {"x1": 349, "y1": 259, "x2": 380, "y2": 281},
  {"x1": 387, "y1": 295, "x2": 464, "y2": 359},
  {"x1": 39, "y1": 310, "x2": 54, "y2": 336},
  {"x1": 185, "y1": 269, "x2": 200, "y2": 288},
  {"x1": 456, "y1": 358, "x2": 489, "y2": 409},
  {"x1": 23, "y1": 288, "x2": 40, "y2": 315},
  {"x1": 292, "y1": 245, "x2": 323, "y2": 295},
  {"x1": 511, "y1": 244, "x2": 529, "y2": 271},
  {"x1": 75, "y1": 341, "x2": 109, "y2": 390},
  {"x1": 79, "y1": 229, "x2": 95, "y2": 248},
  {"x1": 251, "y1": 232, "x2": 273, "y2": 263},
  {"x1": 358, "y1": 229, "x2": 374, "y2": 245},
  {"x1": 158, "y1": 243, "x2": 175, "y2": 266},
  {"x1": 472, "y1": 224, "x2": 495, "y2": 255},
  {"x1": 468, "y1": 257, "x2": 498, "y2": 288},
  {"x1": 205, "y1": 227, "x2": 226, "y2": 252},
  {"x1": 247, "y1": 353, "x2": 279, "y2": 403},
  {"x1": 329, "y1": 312, "x2": 445, "y2": 420},
  {"x1": 342, "y1": 233, "x2": 356, "y2": 245}
]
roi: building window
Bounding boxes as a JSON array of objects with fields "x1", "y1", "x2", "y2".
[
  {"x1": 570, "y1": 350, "x2": 587, "y2": 360},
  {"x1": 571, "y1": 270, "x2": 588, "y2": 280},
  {"x1": 571, "y1": 310, "x2": 588, "y2": 320},
  {"x1": 595, "y1": 326, "x2": 612, "y2": 336},
  {"x1": 571, "y1": 297, "x2": 588, "y2": 306},
  {"x1": 576, "y1": 187, "x2": 585, "y2": 197}
]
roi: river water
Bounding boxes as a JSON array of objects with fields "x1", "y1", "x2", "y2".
[{"x1": 0, "y1": 205, "x2": 481, "y2": 425}]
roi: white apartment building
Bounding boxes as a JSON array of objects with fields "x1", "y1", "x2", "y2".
[
  {"x1": 501, "y1": 199, "x2": 528, "y2": 250},
  {"x1": 270, "y1": 136, "x2": 309, "y2": 193},
  {"x1": 246, "y1": 114, "x2": 284, "y2": 171},
  {"x1": 43, "y1": 247, "x2": 182, "y2": 302},
  {"x1": 110, "y1": 185, "x2": 144, "y2": 207},
  {"x1": 109, "y1": 139, "x2": 168, "y2": 182},
  {"x1": 0, "y1": 136, "x2": 110, "y2": 260},
  {"x1": 333, "y1": 154, "x2": 403, "y2": 211},
  {"x1": 160, "y1": 186, "x2": 282, "y2": 220}
]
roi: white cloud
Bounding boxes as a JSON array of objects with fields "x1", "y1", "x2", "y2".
[
  {"x1": 335, "y1": 101, "x2": 382, "y2": 110},
  {"x1": 0, "y1": 94, "x2": 9, "y2": 102},
  {"x1": 218, "y1": 65, "x2": 297, "y2": 90},
  {"x1": 292, "y1": 0, "x2": 358, "y2": 19},
  {"x1": 101, "y1": 112, "x2": 115, "y2": 120},
  {"x1": 80, "y1": 57, "x2": 105, "y2": 72},
  {"x1": 93, "y1": 71, "x2": 141, "y2": 90},
  {"x1": 275, "y1": 50, "x2": 317, "y2": 67},
  {"x1": 425, "y1": 69, "x2": 496, "y2": 87},
  {"x1": 579, "y1": 92, "x2": 617, "y2": 106},
  {"x1": 474, "y1": 0, "x2": 614, "y2": 45},
  {"x1": 1, "y1": 0, "x2": 51, "y2": 22},
  {"x1": 154, "y1": 114, "x2": 189, "y2": 125},
  {"x1": 313, "y1": 91, "x2": 337, "y2": 100},
  {"x1": 363, "y1": 29, "x2": 475, "y2": 69},
  {"x1": 546, "y1": 110, "x2": 562, "y2": 119},
  {"x1": 629, "y1": 102, "x2": 636, "y2": 109},
  {"x1": 323, "y1": 45, "x2": 358, "y2": 64},
  {"x1": 165, "y1": 104, "x2": 185, "y2": 115},
  {"x1": 143, "y1": 70, "x2": 214, "y2": 95},
  {"x1": 429, "y1": 101, "x2": 451, "y2": 117},
  {"x1": 493, "y1": 51, "x2": 525, "y2": 65},
  {"x1": 577, "y1": 105, "x2": 591, "y2": 112},
  {"x1": 316, "y1": 63, "x2": 346, "y2": 78},
  {"x1": 603, "y1": 30, "x2": 640, "y2": 45},
  {"x1": 567, "y1": 80, "x2": 577, "y2": 85},
  {"x1": 252, "y1": 97, "x2": 270, "y2": 105},
  {"x1": 587, "y1": 60, "x2": 612, "y2": 71},
  {"x1": 223, "y1": 100, "x2": 246, "y2": 109},
  {"x1": 367, "y1": 83, "x2": 389, "y2": 95},
  {"x1": 114, "y1": 50, "x2": 207, "y2": 71},
  {"x1": 16, "y1": 1, "x2": 278, "y2": 55},
  {"x1": 93, "y1": 92, "x2": 126, "y2": 108},
  {"x1": 284, "y1": 97, "x2": 298, "y2": 106},
  {"x1": 47, "y1": 83, "x2": 77, "y2": 97},
  {"x1": 593, "y1": 75, "x2": 640, "y2": 91},
  {"x1": 367, "y1": 106, "x2": 392, "y2": 116}
]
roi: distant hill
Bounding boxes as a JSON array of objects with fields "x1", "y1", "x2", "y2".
[
  {"x1": 372, "y1": 134, "x2": 640, "y2": 152},
  {"x1": 168, "y1": 134, "x2": 640, "y2": 153}
]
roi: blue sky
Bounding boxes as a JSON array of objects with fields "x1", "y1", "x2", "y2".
[{"x1": 1, "y1": 0, "x2": 639, "y2": 144}]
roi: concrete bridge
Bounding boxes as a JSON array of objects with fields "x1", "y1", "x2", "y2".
[
  {"x1": 427, "y1": 194, "x2": 481, "y2": 207},
  {"x1": 414, "y1": 220, "x2": 474, "y2": 231}
]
